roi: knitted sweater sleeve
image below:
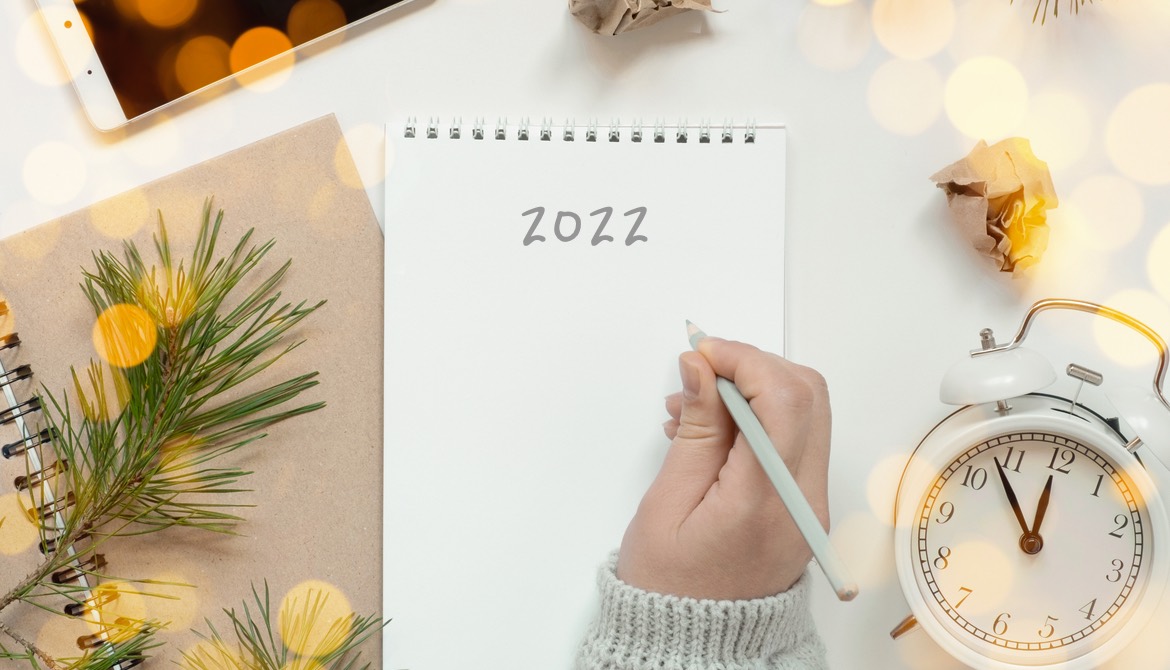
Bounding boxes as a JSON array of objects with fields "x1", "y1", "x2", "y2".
[{"x1": 575, "y1": 552, "x2": 828, "y2": 670}]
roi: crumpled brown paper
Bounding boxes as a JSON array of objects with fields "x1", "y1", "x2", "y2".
[
  {"x1": 930, "y1": 138, "x2": 1058, "y2": 275},
  {"x1": 569, "y1": 0, "x2": 714, "y2": 35}
]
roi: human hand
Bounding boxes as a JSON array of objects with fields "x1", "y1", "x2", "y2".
[{"x1": 615, "y1": 337, "x2": 831, "y2": 601}]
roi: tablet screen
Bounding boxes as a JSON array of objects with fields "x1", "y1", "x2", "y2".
[{"x1": 74, "y1": 0, "x2": 408, "y2": 120}]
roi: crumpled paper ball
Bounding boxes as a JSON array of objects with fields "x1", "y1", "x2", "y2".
[
  {"x1": 930, "y1": 138, "x2": 1058, "y2": 275},
  {"x1": 569, "y1": 0, "x2": 714, "y2": 35}
]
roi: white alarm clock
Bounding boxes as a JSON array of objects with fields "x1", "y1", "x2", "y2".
[{"x1": 891, "y1": 299, "x2": 1170, "y2": 669}]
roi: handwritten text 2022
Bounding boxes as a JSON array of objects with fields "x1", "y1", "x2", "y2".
[{"x1": 521, "y1": 207, "x2": 648, "y2": 246}]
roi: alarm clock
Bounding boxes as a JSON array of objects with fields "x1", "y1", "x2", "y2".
[{"x1": 891, "y1": 299, "x2": 1170, "y2": 669}]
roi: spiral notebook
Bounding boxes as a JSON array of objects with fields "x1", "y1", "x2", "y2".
[{"x1": 383, "y1": 118, "x2": 787, "y2": 668}]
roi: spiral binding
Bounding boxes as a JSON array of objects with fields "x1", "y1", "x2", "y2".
[
  {"x1": 402, "y1": 117, "x2": 762, "y2": 144},
  {"x1": 0, "y1": 301, "x2": 137, "y2": 668}
]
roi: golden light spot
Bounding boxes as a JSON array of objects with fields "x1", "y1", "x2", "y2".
[
  {"x1": 23, "y1": 141, "x2": 87, "y2": 206},
  {"x1": 88, "y1": 189, "x2": 151, "y2": 239},
  {"x1": 180, "y1": 640, "x2": 243, "y2": 668},
  {"x1": 336, "y1": 123, "x2": 383, "y2": 189},
  {"x1": 830, "y1": 512, "x2": 895, "y2": 590},
  {"x1": 1093, "y1": 290, "x2": 1170, "y2": 367},
  {"x1": 1106, "y1": 83, "x2": 1170, "y2": 185},
  {"x1": 174, "y1": 35, "x2": 231, "y2": 94},
  {"x1": 17, "y1": 11, "x2": 74, "y2": 85},
  {"x1": 114, "y1": 0, "x2": 140, "y2": 20},
  {"x1": 944, "y1": 57, "x2": 1028, "y2": 140},
  {"x1": 278, "y1": 580, "x2": 354, "y2": 658},
  {"x1": 947, "y1": 0, "x2": 1024, "y2": 62},
  {"x1": 0, "y1": 293, "x2": 15, "y2": 337},
  {"x1": 867, "y1": 58, "x2": 942, "y2": 136},
  {"x1": 230, "y1": 27, "x2": 296, "y2": 91},
  {"x1": 281, "y1": 661, "x2": 325, "y2": 670},
  {"x1": 1147, "y1": 226, "x2": 1170, "y2": 304},
  {"x1": 93, "y1": 304, "x2": 158, "y2": 368},
  {"x1": 288, "y1": 0, "x2": 347, "y2": 45},
  {"x1": 1069, "y1": 175, "x2": 1143, "y2": 252},
  {"x1": 1024, "y1": 204, "x2": 1108, "y2": 299},
  {"x1": 0, "y1": 493, "x2": 40, "y2": 555},
  {"x1": 866, "y1": 452, "x2": 912, "y2": 523},
  {"x1": 137, "y1": 0, "x2": 197, "y2": 28},
  {"x1": 122, "y1": 114, "x2": 183, "y2": 167},
  {"x1": 796, "y1": 2, "x2": 872, "y2": 72},
  {"x1": 83, "y1": 581, "x2": 148, "y2": 637},
  {"x1": 1, "y1": 205, "x2": 62, "y2": 261},
  {"x1": 872, "y1": 0, "x2": 954, "y2": 60},
  {"x1": 1020, "y1": 89, "x2": 1090, "y2": 170},
  {"x1": 947, "y1": 540, "x2": 1013, "y2": 614},
  {"x1": 37, "y1": 612, "x2": 90, "y2": 659},
  {"x1": 142, "y1": 572, "x2": 199, "y2": 629}
]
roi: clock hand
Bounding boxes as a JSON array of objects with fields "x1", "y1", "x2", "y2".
[
  {"x1": 994, "y1": 457, "x2": 1031, "y2": 538},
  {"x1": 1031, "y1": 474, "x2": 1055, "y2": 537}
]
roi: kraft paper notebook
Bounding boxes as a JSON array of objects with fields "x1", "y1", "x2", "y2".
[
  {"x1": 0, "y1": 115, "x2": 383, "y2": 665},
  {"x1": 383, "y1": 118, "x2": 787, "y2": 668}
]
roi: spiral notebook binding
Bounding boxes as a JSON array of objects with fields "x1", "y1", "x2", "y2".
[
  {"x1": 0, "y1": 301, "x2": 135, "y2": 667},
  {"x1": 400, "y1": 118, "x2": 771, "y2": 144}
]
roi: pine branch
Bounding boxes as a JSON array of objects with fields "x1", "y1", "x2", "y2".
[
  {"x1": 1014, "y1": 0, "x2": 1093, "y2": 24},
  {"x1": 1, "y1": 199, "x2": 325, "y2": 668}
]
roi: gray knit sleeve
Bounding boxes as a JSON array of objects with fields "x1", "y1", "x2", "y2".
[{"x1": 575, "y1": 552, "x2": 827, "y2": 670}]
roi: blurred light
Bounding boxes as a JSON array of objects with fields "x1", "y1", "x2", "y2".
[
  {"x1": 1093, "y1": 290, "x2": 1170, "y2": 367},
  {"x1": 872, "y1": 0, "x2": 955, "y2": 60},
  {"x1": 867, "y1": 58, "x2": 942, "y2": 136},
  {"x1": 278, "y1": 580, "x2": 354, "y2": 658},
  {"x1": 1147, "y1": 225, "x2": 1170, "y2": 304},
  {"x1": 337, "y1": 123, "x2": 384, "y2": 189},
  {"x1": 1024, "y1": 204, "x2": 1108, "y2": 299},
  {"x1": 37, "y1": 613, "x2": 89, "y2": 660},
  {"x1": 0, "y1": 201, "x2": 60, "y2": 261},
  {"x1": 88, "y1": 189, "x2": 150, "y2": 238},
  {"x1": 944, "y1": 57, "x2": 1027, "y2": 140},
  {"x1": 182, "y1": 641, "x2": 243, "y2": 667},
  {"x1": 831, "y1": 511, "x2": 896, "y2": 590},
  {"x1": 0, "y1": 292, "x2": 14, "y2": 336},
  {"x1": 231, "y1": 27, "x2": 296, "y2": 92},
  {"x1": 813, "y1": 0, "x2": 855, "y2": 5},
  {"x1": 93, "y1": 304, "x2": 158, "y2": 368},
  {"x1": 947, "y1": 0, "x2": 1024, "y2": 62},
  {"x1": 87, "y1": 581, "x2": 148, "y2": 634},
  {"x1": 945, "y1": 540, "x2": 1013, "y2": 614},
  {"x1": 866, "y1": 452, "x2": 911, "y2": 523},
  {"x1": 143, "y1": 572, "x2": 200, "y2": 629},
  {"x1": 17, "y1": 11, "x2": 74, "y2": 86},
  {"x1": 796, "y1": 2, "x2": 872, "y2": 72},
  {"x1": 113, "y1": 0, "x2": 140, "y2": 20},
  {"x1": 288, "y1": 0, "x2": 347, "y2": 45},
  {"x1": 0, "y1": 493, "x2": 40, "y2": 555},
  {"x1": 122, "y1": 114, "x2": 183, "y2": 167},
  {"x1": 137, "y1": 0, "x2": 197, "y2": 28},
  {"x1": 23, "y1": 141, "x2": 87, "y2": 206},
  {"x1": 175, "y1": 35, "x2": 231, "y2": 94},
  {"x1": 1020, "y1": 89, "x2": 1090, "y2": 170},
  {"x1": 1069, "y1": 175, "x2": 1144, "y2": 252},
  {"x1": 1106, "y1": 84, "x2": 1170, "y2": 185}
]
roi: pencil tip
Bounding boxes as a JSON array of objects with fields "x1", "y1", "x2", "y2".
[{"x1": 686, "y1": 320, "x2": 700, "y2": 336}]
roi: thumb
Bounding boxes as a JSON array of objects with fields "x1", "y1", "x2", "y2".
[{"x1": 652, "y1": 352, "x2": 736, "y2": 507}]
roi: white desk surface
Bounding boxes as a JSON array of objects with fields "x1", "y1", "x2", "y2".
[{"x1": 5, "y1": 1, "x2": 1170, "y2": 668}]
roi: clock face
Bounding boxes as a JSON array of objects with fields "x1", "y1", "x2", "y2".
[{"x1": 913, "y1": 430, "x2": 1150, "y2": 663}]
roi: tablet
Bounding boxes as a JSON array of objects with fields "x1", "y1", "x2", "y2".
[{"x1": 32, "y1": 0, "x2": 415, "y2": 131}]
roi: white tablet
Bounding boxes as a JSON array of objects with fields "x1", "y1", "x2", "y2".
[{"x1": 32, "y1": 0, "x2": 415, "y2": 131}]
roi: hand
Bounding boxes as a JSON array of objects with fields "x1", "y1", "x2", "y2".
[{"x1": 615, "y1": 338, "x2": 831, "y2": 601}]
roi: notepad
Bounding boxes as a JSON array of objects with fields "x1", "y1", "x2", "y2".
[{"x1": 383, "y1": 118, "x2": 787, "y2": 668}]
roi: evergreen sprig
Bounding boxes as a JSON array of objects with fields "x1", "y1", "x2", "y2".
[
  {"x1": 0, "y1": 201, "x2": 333, "y2": 669},
  {"x1": 1017, "y1": 0, "x2": 1093, "y2": 23}
]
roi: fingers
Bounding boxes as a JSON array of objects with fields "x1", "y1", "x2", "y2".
[{"x1": 662, "y1": 392, "x2": 682, "y2": 439}]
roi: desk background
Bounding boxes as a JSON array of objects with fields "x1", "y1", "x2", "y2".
[{"x1": 4, "y1": 1, "x2": 1170, "y2": 668}]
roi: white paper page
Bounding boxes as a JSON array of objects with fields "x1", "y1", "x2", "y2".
[{"x1": 383, "y1": 121, "x2": 786, "y2": 669}]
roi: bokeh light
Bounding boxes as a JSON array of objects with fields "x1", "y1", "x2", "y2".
[
  {"x1": 1020, "y1": 89, "x2": 1091, "y2": 170},
  {"x1": 0, "y1": 493, "x2": 40, "y2": 555},
  {"x1": 1025, "y1": 204, "x2": 1108, "y2": 299},
  {"x1": 278, "y1": 580, "x2": 354, "y2": 658},
  {"x1": 0, "y1": 202, "x2": 61, "y2": 261},
  {"x1": 92, "y1": 304, "x2": 158, "y2": 368},
  {"x1": 142, "y1": 572, "x2": 200, "y2": 629},
  {"x1": 175, "y1": 35, "x2": 231, "y2": 94},
  {"x1": 1106, "y1": 83, "x2": 1170, "y2": 185},
  {"x1": 0, "y1": 290, "x2": 15, "y2": 336},
  {"x1": 1069, "y1": 175, "x2": 1144, "y2": 252},
  {"x1": 337, "y1": 123, "x2": 384, "y2": 189},
  {"x1": 796, "y1": 2, "x2": 872, "y2": 72},
  {"x1": 36, "y1": 612, "x2": 90, "y2": 659},
  {"x1": 85, "y1": 581, "x2": 148, "y2": 634},
  {"x1": 88, "y1": 189, "x2": 151, "y2": 238},
  {"x1": 23, "y1": 141, "x2": 87, "y2": 205},
  {"x1": 1093, "y1": 290, "x2": 1170, "y2": 367},
  {"x1": 831, "y1": 511, "x2": 895, "y2": 591},
  {"x1": 137, "y1": 0, "x2": 197, "y2": 28},
  {"x1": 288, "y1": 0, "x2": 347, "y2": 45},
  {"x1": 947, "y1": 0, "x2": 1024, "y2": 62},
  {"x1": 945, "y1": 540, "x2": 1013, "y2": 614},
  {"x1": 1146, "y1": 224, "x2": 1170, "y2": 304},
  {"x1": 867, "y1": 59, "x2": 942, "y2": 136},
  {"x1": 122, "y1": 114, "x2": 183, "y2": 167},
  {"x1": 866, "y1": 452, "x2": 912, "y2": 523},
  {"x1": 872, "y1": 0, "x2": 954, "y2": 60},
  {"x1": 230, "y1": 27, "x2": 296, "y2": 91},
  {"x1": 17, "y1": 11, "x2": 74, "y2": 86},
  {"x1": 944, "y1": 57, "x2": 1028, "y2": 140}
]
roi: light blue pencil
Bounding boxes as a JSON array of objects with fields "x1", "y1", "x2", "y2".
[{"x1": 687, "y1": 321, "x2": 858, "y2": 602}]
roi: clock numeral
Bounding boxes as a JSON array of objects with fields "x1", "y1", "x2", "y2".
[
  {"x1": 935, "y1": 501, "x2": 955, "y2": 524},
  {"x1": 934, "y1": 546, "x2": 951, "y2": 570},
  {"x1": 1107, "y1": 559, "x2": 1124, "y2": 583},
  {"x1": 954, "y1": 586, "x2": 973, "y2": 608},
  {"x1": 1109, "y1": 514, "x2": 1129, "y2": 538},
  {"x1": 1047, "y1": 447, "x2": 1076, "y2": 474},
  {"x1": 996, "y1": 447, "x2": 1025, "y2": 473},
  {"x1": 1080, "y1": 598, "x2": 1097, "y2": 621},
  {"x1": 960, "y1": 465, "x2": 987, "y2": 490},
  {"x1": 1038, "y1": 615, "x2": 1058, "y2": 639},
  {"x1": 993, "y1": 612, "x2": 1011, "y2": 636},
  {"x1": 1091, "y1": 473, "x2": 1105, "y2": 497}
]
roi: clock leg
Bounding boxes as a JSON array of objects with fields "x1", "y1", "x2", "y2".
[{"x1": 890, "y1": 614, "x2": 919, "y2": 639}]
